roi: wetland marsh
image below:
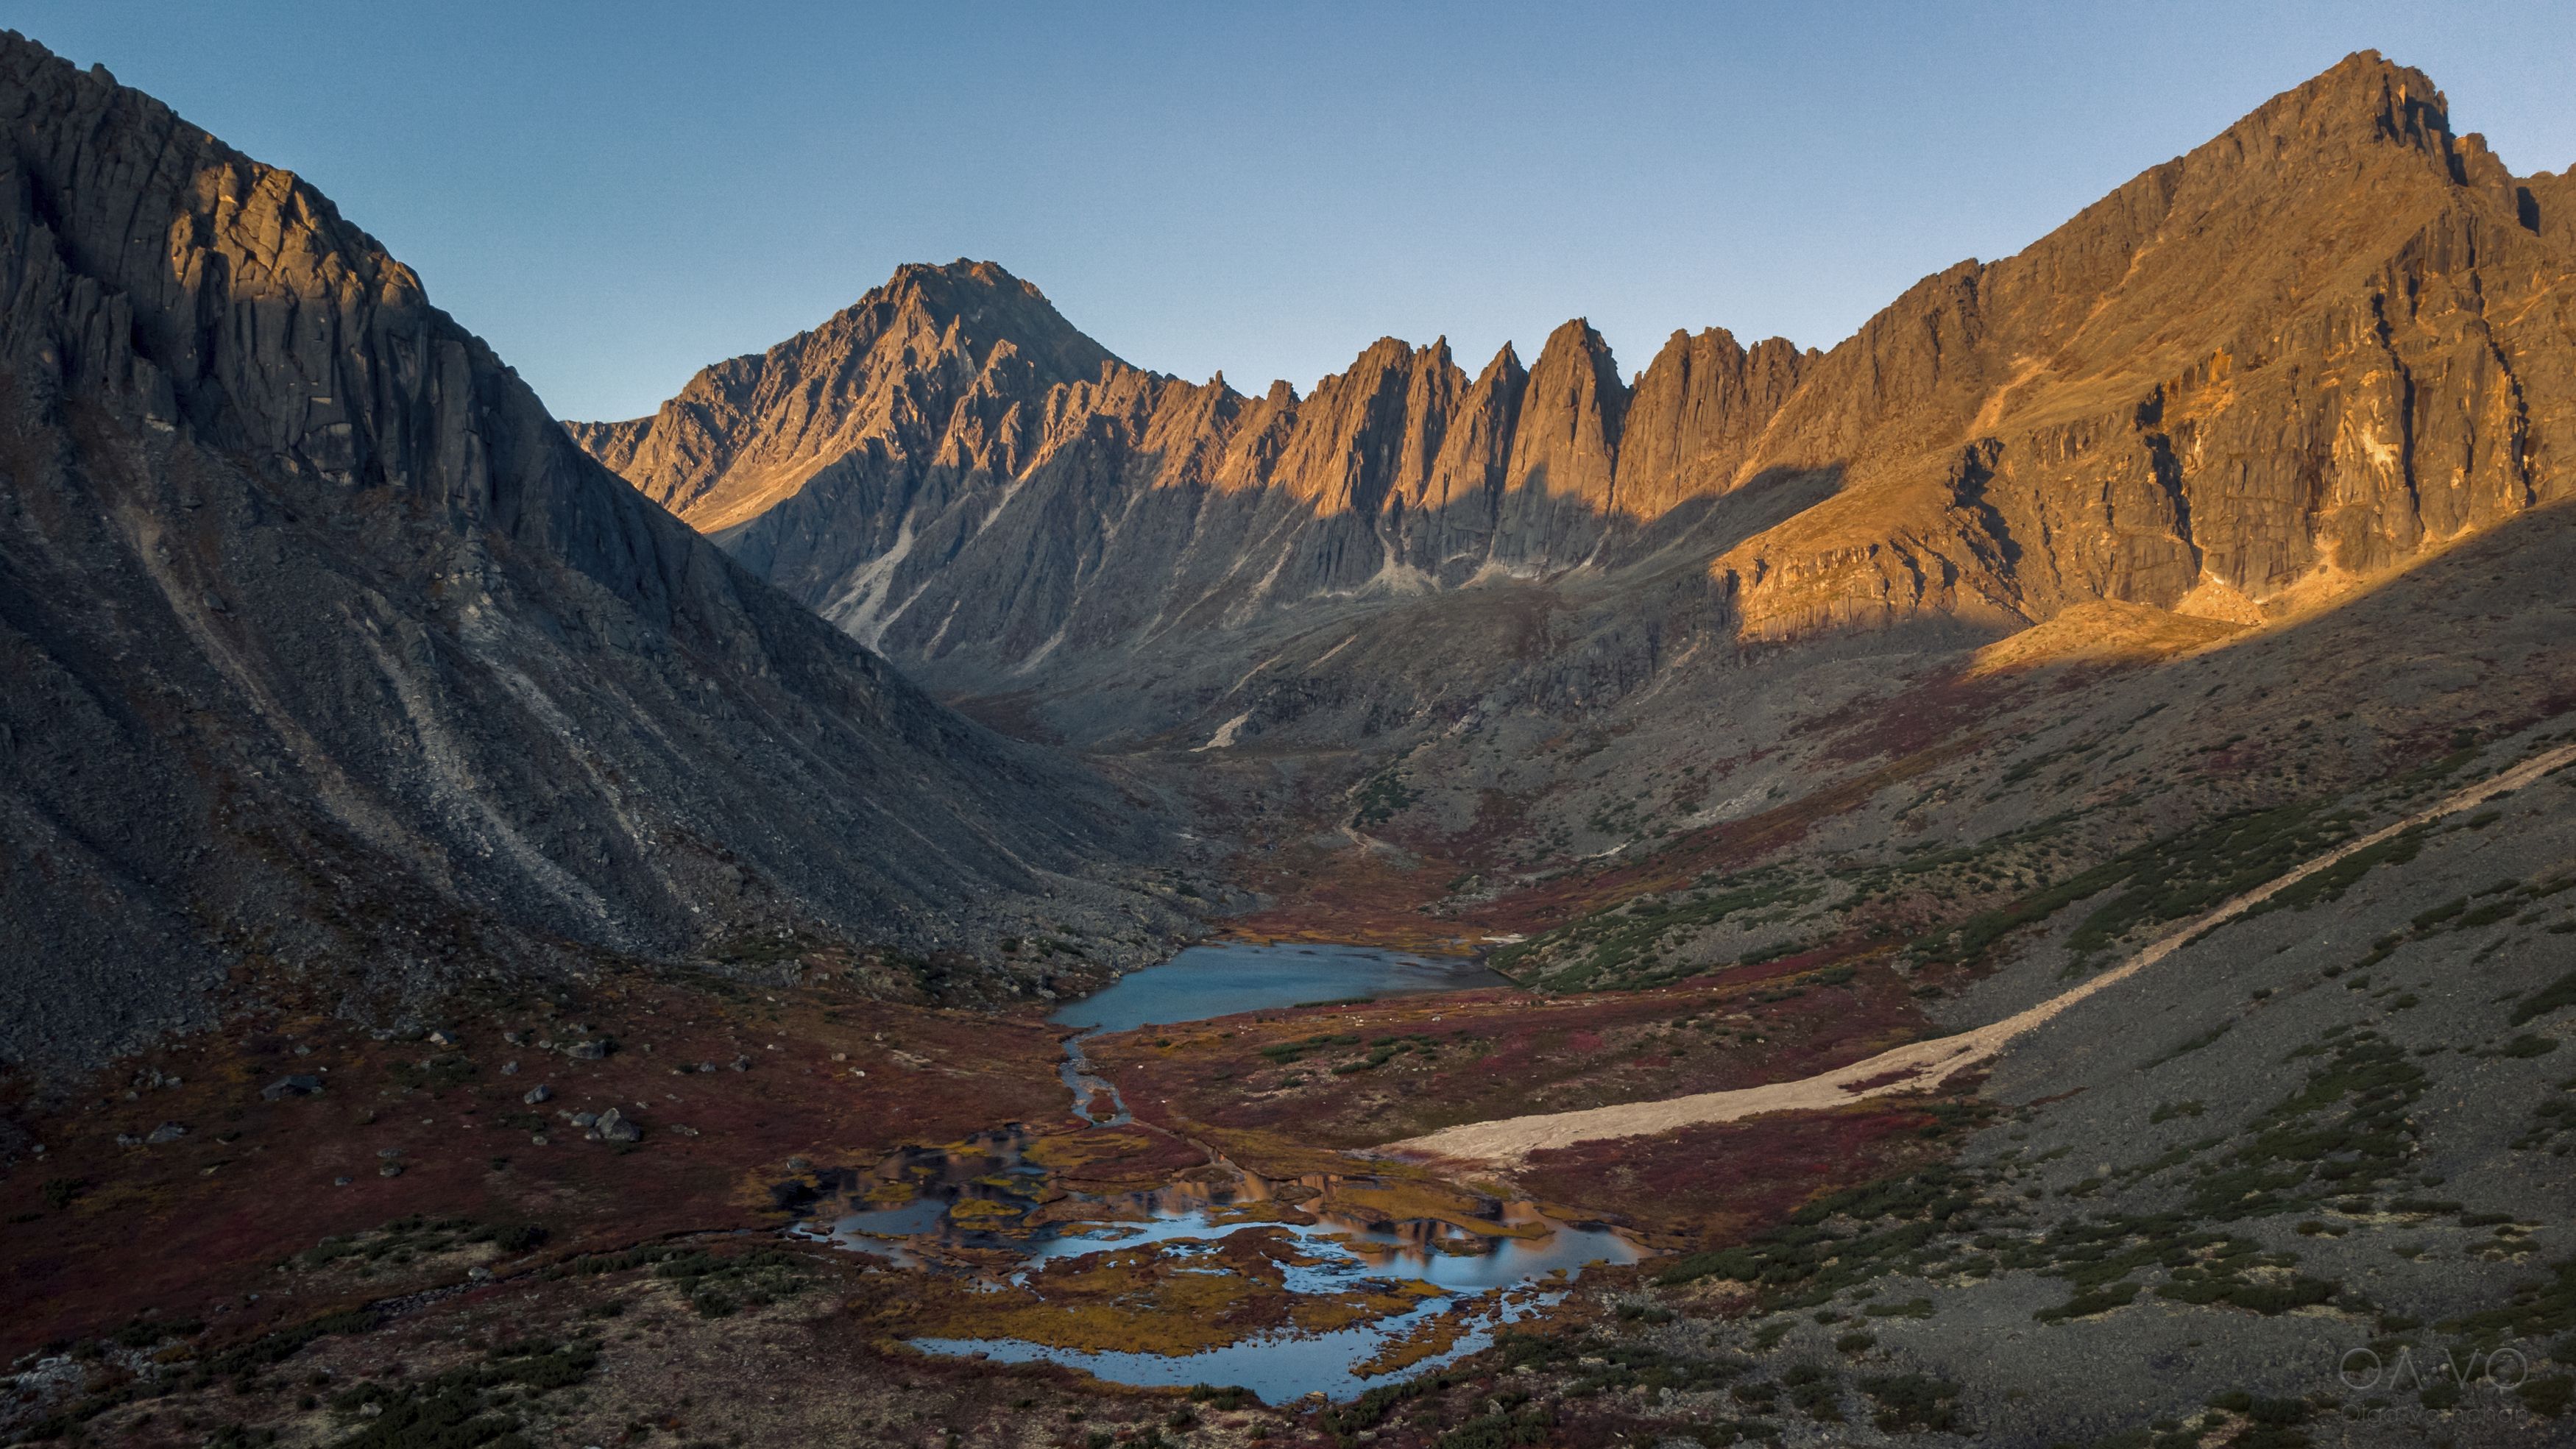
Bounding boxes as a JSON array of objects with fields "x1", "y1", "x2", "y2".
[{"x1": 791, "y1": 943, "x2": 1635, "y2": 1401}]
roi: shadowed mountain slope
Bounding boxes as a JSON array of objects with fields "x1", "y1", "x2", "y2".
[{"x1": 0, "y1": 36, "x2": 1187, "y2": 1068}]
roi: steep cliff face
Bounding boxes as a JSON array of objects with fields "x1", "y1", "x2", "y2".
[
  {"x1": 576, "y1": 52, "x2": 2576, "y2": 745},
  {"x1": 1713, "y1": 52, "x2": 2576, "y2": 637},
  {"x1": 1616, "y1": 329, "x2": 1810, "y2": 518},
  {"x1": 0, "y1": 37, "x2": 1182, "y2": 1067}
]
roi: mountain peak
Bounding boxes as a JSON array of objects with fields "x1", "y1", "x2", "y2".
[
  {"x1": 567, "y1": 256, "x2": 1124, "y2": 530},
  {"x1": 2200, "y1": 49, "x2": 2464, "y2": 182},
  {"x1": 819, "y1": 257, "x2": 1115, "y2": 383},
  {"x1": 1506, "y1": 319, "x2": 1627, "y2": 506},
  {"x1": 1477, "y1": 341, "x2": 1526, "y2": 386},
  {"x1": 879, "y1": 258, "x2": 1052, "y2": 317}
]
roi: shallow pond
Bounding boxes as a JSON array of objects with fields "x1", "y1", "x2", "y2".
[
  {"x1": 794, "y1": 1130, "x2": 1639, "y2": 1403},
  {"x1": 786, "y1": 943, "x2": 1634, "y2": 1403}
]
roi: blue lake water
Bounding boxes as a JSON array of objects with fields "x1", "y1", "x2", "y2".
[
  {"x1": 1047, "y1": 939, "x2": 1507, "y2": 1031},
  {"x1": 1050, "y1": 940, "x2": 1507, "y2": 1127}
]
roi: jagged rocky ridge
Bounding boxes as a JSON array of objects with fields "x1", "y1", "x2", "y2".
[
  {"x1": 571, "y1": 270, "x2": 1813, "y2": 672},
  {"x1": 577, "y1": 53, "x2": 2576, "y2": 743},
  {"x1": 0, "y1": 38, "x2": 1189, "y2": 1068}
]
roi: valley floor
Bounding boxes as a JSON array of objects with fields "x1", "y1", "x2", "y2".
[
  {"x1": 13, "y1": 723, "x2": 2572, "y2": 1448},
  {"x1": 13, "y1": 524, "x2": 2576, "y2": 1446}
]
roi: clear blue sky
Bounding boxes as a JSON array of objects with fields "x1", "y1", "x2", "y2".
[{"x1": 16, "y1": 2, "x2": 2575, "y2": 422}]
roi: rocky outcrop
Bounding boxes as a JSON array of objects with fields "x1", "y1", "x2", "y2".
[
  {"x1": 1506, "y1": 321, "x2": 1626, "y2": 511},
  {"x1": 573, "y1": 51, "x2": 2576, "y2": 743},
  {"x1": 1616, "y1": 329, "x2": 1810, "y2": 519},
  {"x1": 0, "y1": 36, "x2": 1183, "y2": 1068}
]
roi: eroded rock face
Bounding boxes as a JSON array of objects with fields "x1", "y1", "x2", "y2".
[
  {"x1": 1711, "y1": 52, "x2": 2576, "y2": 640},
  {"x1": 563, "y1": 261, "x2": 1119, "y2": 536},
  {"x1": 573, "y1": 50, "x2": 2576, "y2": 731},
  {"x1": 0, "y1": 36, "x2": 1183, "y2": 1068}
]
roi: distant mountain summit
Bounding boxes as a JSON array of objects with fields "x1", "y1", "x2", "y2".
[
  {"x1": 566, "y1": 261, "x2": 1119, "y2": 534},
  {"x1": 573, "y1": 52, "x2": 2576, "y2": 745},
  {"x1": 0, "y1": 37, "x2": 1183, "y2": 1067}
]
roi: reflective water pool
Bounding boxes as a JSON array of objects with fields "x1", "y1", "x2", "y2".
[
  {"x1": 1051, "y1": 940, "x2": 1506, "y2": 1127},
  {"x1": 792, "y1": 1130, "x2": 1639, "y2": 1403},
  {"x1": 1047, "y1": 940, "x2": 1508, "y2": 1032},
  {"x1": 782, "y1": 943, "x2": 1632, "y2": 1403}
]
